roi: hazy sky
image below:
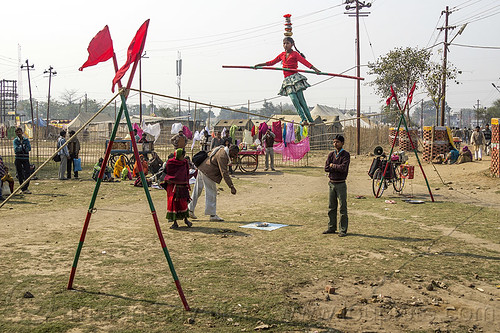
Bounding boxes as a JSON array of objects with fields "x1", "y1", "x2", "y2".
[{"x1": 1, "y1": 0, "x2": 499, "y2": 116}]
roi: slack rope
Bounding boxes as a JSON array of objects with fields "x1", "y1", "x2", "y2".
[{"x1": 222, "y1": 65, "x2": 364, "y2": 81}]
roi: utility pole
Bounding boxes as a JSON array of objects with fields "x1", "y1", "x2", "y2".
[
  {"x1": 139, "y1": 51, "x2": 148, "y2": 124},
  {"x1": 85, "y1": 93, "x2": 88, "y2": 113},
  {"x1": 20, "y1": 59, "x2": 36, "y2": 163},
  {"x1": 176, "y1": 51, "x2": 182, "y2": 116},
  {"x1": 20, "y1": 59, "x2": 35, "y2": 130},
  {"x1": 345, "y1": 0, "x2": 371, "y2": 155},
  {"x1": 149, "y1": 95, "x2": 154, "y2": 117},
  {"x1": 44, "y1": 66, "x2": 56, "y2": 136},
  {"x1": 438, "y1": 6, "x2": 455, "y2": 126}
]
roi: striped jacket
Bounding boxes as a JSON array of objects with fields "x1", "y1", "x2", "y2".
[{"x1": 13, "y1": 136, "x2": 31, "y2": 160}]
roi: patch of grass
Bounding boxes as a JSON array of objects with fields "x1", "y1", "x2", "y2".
[{"x1": 1, "y1": 164, "x2": 499, "y2": 332}]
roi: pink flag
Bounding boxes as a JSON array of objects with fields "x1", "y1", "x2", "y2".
[
  {"x1": 386, "y1": 86, "x2": 396, "y2": 106},
  {"x1": 79, "y1": 26, "x2": 114, "y2": 71},
  {"x1": 112, "y1": 19, "x2": 150, "y2": 92}
]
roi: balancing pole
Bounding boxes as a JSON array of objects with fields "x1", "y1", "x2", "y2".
[{"x1": 222, "y1": 65, "x2": 364, "y2": 81}]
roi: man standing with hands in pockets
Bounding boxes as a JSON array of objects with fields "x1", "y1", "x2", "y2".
[{"x1": 323, "y1": 135, "x2": 350, "y2": 237}]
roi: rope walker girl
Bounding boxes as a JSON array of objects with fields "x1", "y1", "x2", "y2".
[{"x1": 254, "y1": 14, "x2": 320, "y2": 126}]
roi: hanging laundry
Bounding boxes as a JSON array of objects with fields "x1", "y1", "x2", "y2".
[
  {"x1": 229, "y1": 125, "x2": 238, "y2": 141},
  {"x1": 273, "y1": 137, "x2": 310, "y2": 161},
  {"x1": 272, "y1": 121, "x2": 283, "y2": 142},
  {"x1": 295, "y1": 125, "x2": 302, "y2": 142},
  {"x1": 285, "y1": 121, "x2": 295, "y2": 143},
  {"x1": 142, "y1": 122, "x2": 161, "y2": 142},
  {"x1": 243, "y1": 129, "x2": 253, "y2": 144},
  {"x1": 302, "y1": 125, "x2": 308, "y2": 138},
  {"x1": 191, "y1": 130, "x2": 201, "y2": 150},
  {"x1": 282, "y1": 123, "x2": 287, "y2": 147},
  {"x1": 251, "y1": 125, "x2": 256, "y2": 137},
  {"x1": 171, "y1": 122, "x2": 183, "y2": 134},
  {"x1": 182, "y1": 125, "x2": 193, "y2": 140},
  {"x1": 258, "y1": 122, "x2": 268, "y2": 140}
]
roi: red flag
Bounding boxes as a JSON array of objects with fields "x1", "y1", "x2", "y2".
[
  {"x1": 407, "y1": 82, "x2": 416, "y2": 105},
  {"x1": 112, "y1": 19, "x2": 150, "y2": 92},
  {"x1": 386, "y1": 86, "x2": 396, "y2": 106},
  {"x1": 79, "y1": 26, "x2": 114, "y2": 71}
]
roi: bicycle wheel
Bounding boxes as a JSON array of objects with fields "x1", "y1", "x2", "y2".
[
  {"x1": 372, "y1": 168, "x2": 386, "y2": 198},
  {"x1": 239, "y1": 155, "x2": 258, "y2": 173},
  {"x1": 232, "y1": 156, "x2": 241, "y2": 172},
  {"x1": 127, "y1": 155, "x2": 135, "y2": 169},
  {"x1": 392, "y1": 164, "x2": 404, "y2": 192},
  {"x1": 109, "y1": 154, "x2": 118, "y2": 168}
]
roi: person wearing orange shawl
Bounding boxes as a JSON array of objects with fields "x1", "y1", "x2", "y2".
[
  {"x1": 133, "y1": 154, "x2": 149, "y2": 178},
  {"x1": 162, "y1": 148, "x2": 192, "y2": 229}
]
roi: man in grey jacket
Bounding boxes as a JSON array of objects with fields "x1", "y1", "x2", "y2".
[
  {"x1": 57, "y1": 130, "x2": 71, "y2": 180},
  {"x1": 188, "y1": 144, "x2": 239, "y2": 221}
]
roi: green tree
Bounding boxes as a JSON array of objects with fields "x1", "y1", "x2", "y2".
[
  {"x1": 423, "y1": 61, "x2": 460, "y2": 125},
  {"x1": 482, "y1": 99, "x2": 500, "y2": 124},
  {"x1": 258, "y1": 100, "x2": 279, "y2": 118},
  {"x1": 368, "y1": 47, "x2": 431, "y2": 123},
  {"x1": 410, "y1": 100, "x2": 451, "y2": 127}
]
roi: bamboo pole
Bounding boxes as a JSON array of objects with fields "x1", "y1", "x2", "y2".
[{"x1": 222, "y1": 65, "x2": 364, "y2": 81}]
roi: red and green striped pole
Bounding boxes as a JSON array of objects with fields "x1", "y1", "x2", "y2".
[
  {"x1": 67, "y1": 103, "x2": 125, "y2": 290},
  {"x1": 68, "y1": 94, "x2": 190, "y2": 311},
  {"x1": 121, "y1": 94, "x2": 190, "y2": 311}
]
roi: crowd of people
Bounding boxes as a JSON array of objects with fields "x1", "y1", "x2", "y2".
[
  {"x1": 451, "y1": 125, "x2": 492, "y2": 159},
  {"x1": 4, "y1": 121, "x2": 495, "y2": 236},
  {"x1": 431, "y1": 124, "x2": 492, "y2": 165}
]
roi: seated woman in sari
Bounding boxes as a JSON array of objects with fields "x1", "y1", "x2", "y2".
[
  {"x1": 162, "y1": 148, "x2": 192, "y2": 229},
  {"x1": 148, "y1": 152, "x2": 164, "y2": 175},
  {"x1": 457, "y1": 146, "x2": 473, "y2": 164},
  {"x1": 92, "y1": 157, "x2": 113, "y2": 181},
  {"x1": 133, "y1": 154, "x2": 149, "y2": 178},
  {"x1": 113, "y1": 155, "x2": 127, "y2": 178}
]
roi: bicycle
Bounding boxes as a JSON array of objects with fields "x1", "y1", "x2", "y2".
[{"x1": 368, "y1": 147, "x2": 407, "y2": 198}]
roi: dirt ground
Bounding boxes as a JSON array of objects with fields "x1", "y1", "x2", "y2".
[{"x1": 1, "y1": 150, "x2": 499, "y2": 332}]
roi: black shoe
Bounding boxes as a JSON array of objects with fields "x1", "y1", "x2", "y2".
[
  {"x1": 184, "y1": 219, "x2": 193, "y2": 228},
  {"x1": 170, "y1": 222, "x2": 179, "y2": 229},
  {"x1": 338, "y1": 232, "x2": 347, "y2": 237},
  {"x1": 322, "y1": 229, "x2": 337, "y2": 234}
]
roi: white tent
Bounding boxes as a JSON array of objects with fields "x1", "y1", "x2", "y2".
[
  {"x1": 67, "y1": 112, "x2": 114, "y2": 130},
  {"x1": 310, "y1": 104, "x2": 372, "y2": 128}
]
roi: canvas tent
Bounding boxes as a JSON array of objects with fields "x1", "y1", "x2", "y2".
[{"x1": 310, "y1": 104, "x2": 372, "y2": 128}]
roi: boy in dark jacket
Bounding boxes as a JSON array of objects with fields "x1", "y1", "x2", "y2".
[{"x1": 323, "y1": 134, "x2": 350, "y2": 237}]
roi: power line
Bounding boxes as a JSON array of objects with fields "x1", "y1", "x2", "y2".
[{"x1": 450, "y1": 42, "x2": 500, "y2": 49}]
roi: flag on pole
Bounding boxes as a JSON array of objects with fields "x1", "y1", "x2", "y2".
[
  {"x1": 79, "y1": 26, "x2": 114, "y2": 71},
  {"x1": 407, "y1": 82, "x2": 416, "y2": 105},
  {"x1": 112, "y1": 19, "x2": 150, "y2": 92},
  {"x1": 386, "y1": 86, "x2": 396, "y2": 106}
]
